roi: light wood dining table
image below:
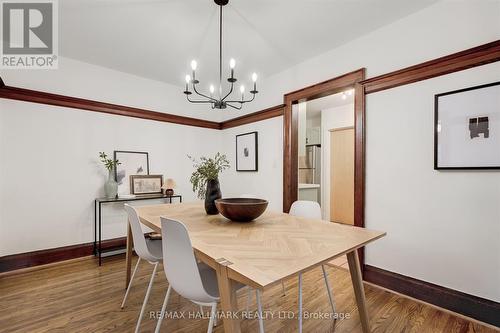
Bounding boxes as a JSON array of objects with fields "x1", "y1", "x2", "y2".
[{"x1": 124, "y1": 202, "x2": 386, "y2": 333}]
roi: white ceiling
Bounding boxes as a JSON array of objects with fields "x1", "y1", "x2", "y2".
[
  {"x1": 305, "y1": 90, "x2": 354, "y2": 120},
  {"x1": 60, "y1": 0, "x2": 437, "y2": 88}
]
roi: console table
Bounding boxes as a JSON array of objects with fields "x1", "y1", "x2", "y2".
[{"x1": 94, "y1": 194, "x2": 182, "y2": 265}]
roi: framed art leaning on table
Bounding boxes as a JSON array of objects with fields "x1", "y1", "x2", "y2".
[
  {"x1": 130, "y1": 175, "x2": 163, "y2": 195},
  {"x1": 114, "y1": 151, "x2": 149, "y2": 194}
]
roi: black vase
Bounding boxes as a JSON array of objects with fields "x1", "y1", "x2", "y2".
[{"x1": 205, "y1": 179, "x2": 221, "y2": 215}]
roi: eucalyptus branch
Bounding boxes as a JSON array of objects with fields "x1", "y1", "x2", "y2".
[
  {"x1": 99, "y1": 152, "x2": 121, "y2": 171},
  {"x1": 188, "y1": 153, "x2": 230, "y2": 199}
]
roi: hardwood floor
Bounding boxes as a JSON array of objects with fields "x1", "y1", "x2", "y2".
[{"x1": 0, "y1": 255, "x2": 496, "y2": 333}]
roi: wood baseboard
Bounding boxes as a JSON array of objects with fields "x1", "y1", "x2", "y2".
[
  {"x1": 364, "y1": 265, "x2": 500, "y2": 327},
  {"x1": 0, "y1": 237, "x2": 126, "y2": 273}
]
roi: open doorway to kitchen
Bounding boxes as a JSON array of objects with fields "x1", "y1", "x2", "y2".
[
  {"x1": 295, "y1": 91, "x2": 355, "y2": 224},
  {"x1": 283, "y1": 68, "x2": 366, "y2": 267}
]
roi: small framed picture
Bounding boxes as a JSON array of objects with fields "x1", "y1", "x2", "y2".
[
  {"x1": 236, "y1": 131, "x2": 258, "y2": 171},
  {"x1": 114, "y1": 151, "x2": 149, "y2": 195},
  {"x1": 434, "y1": 81, "x2": 500, "y2": 169},
  {"x1": 130, "y1": 175, "x2": 163, "y2": 195}
]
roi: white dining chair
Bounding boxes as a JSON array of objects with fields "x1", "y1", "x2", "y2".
[
  {"x1": 289, "y1": 200, "x2": 337, "y2": 333},
  {"x1": 122, "y1": 204, "x2": 163, "y2": 333},
  {"x1": 155, "y1": 217, "x2": 265, "y2": 333}
]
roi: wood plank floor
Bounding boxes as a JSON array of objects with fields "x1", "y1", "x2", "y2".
[{"x1": 0, "y1": 255, "x2": 497, "y2": 333}]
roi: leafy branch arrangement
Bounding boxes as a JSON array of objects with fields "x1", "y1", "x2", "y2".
[
  {"x1": 188, "y1": 153, "x2": 230, "y2": 199},
  {"x1": 99, "y1": 152, "x2": 121, "y2": 171}
]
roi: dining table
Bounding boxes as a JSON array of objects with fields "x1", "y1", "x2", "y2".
[{"x1": 124, "y1": 201, "x2": 386, "y2": 333}]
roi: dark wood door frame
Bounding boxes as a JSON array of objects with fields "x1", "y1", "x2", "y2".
[{"x1": 282, "y1": 68, "x2": 366, "y2": 262}]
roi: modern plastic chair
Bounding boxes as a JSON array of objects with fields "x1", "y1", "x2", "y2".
[
  {"x1": 122, "y1": 204, "x2": 163, "y2": 333},
  {"x1": 289, "y1": 200, "x2": 337, "y2": 333},
  {"x1": 155, "y1": 217, "x2": 265, "y2": 333}
]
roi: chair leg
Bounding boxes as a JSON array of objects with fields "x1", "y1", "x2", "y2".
[
  {"x1": 256, "y1": 289, "x2": 265, "y2": 333},
  {"x1": 321, "y1": 265, "x2": 337, "y2": 314},
  {"x1": 121, "y1": 257, "x2": 141, "y2": 308},
  {"x1": 207, "y1": 303, "x2": 217, "y2": 333},
  {"x1": 281, "y1": 280, "x2": 286, "y2": 296},
  {"x1": 246, "y1": 286, "x2": 252, "y2": 313},
  {"x1": 298, "y1": 273, "x2": 303, "y2": 333},
  {"x1": 135, "y1": 262, "x2": 159, "y2": 333},
  {"x1": 154, "y1": 285, "x2": 172, "y2": 333}
]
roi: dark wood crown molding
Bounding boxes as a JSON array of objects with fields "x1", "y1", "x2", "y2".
[
  {"x1": 220, "y1": 104, "x2": 285, "y2": 129},
  {"x1": 365, "y1": 265, "x2": 500, "y2": 327},
  {"x1": 0, "y1": 85, "x2": 221, "y2": 129},
  {"x1": 361, "y1": 40, "x2": 500, "y2": 94}
]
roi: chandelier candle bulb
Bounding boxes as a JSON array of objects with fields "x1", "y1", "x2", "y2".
[
  {"x1": 191, "y1": 60, "x2": 197, "y2": 80},
  {"x1": 184, "y1": 74, "x2": 191, "y2": 93}
]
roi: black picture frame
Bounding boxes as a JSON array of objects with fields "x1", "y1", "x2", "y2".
[
  {"x1": 434, "y1": 81, "x2": 500, "y2": 170},
  {"x1": 236, "y1": 131, "x2": 258, "y2": 172},
  {"x1": 114, "y1": 151, "x2": 150, "y2": 194}
]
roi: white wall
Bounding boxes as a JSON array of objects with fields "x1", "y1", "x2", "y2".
[
  {"x1": 0, "y1": 58, "x2": 222, "y2": 256},
  {"x1": 219, "y1": 117, "x2": 283, "y2": 212},
  {"x1": 365, "y1": 62, "x2": 500, "y2": 302},
  {"x1": 219, "y1": 0, "x2": 500, "y2": 301},
  {"x1": 0, "y1": 99, "x2": 220, "y2": 255},
  {"x1": 320, "y1": 104, "x2": 354, "y2": 220}
]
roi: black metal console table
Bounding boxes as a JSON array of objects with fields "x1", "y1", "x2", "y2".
[{"x1": 94, "y1": 194, "x2": 182, "y2": 265}]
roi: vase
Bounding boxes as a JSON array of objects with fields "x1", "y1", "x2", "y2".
[
  {"x1": 205, "y1": 179, "x2": 221, "y2": 215},
  {"x1": 104, "y1": 169, "x2": 118, "y2": 198}
]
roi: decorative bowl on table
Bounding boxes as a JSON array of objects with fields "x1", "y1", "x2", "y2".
[{"x1": 214, "y1": 198, "x2": 268, "y2": 222}]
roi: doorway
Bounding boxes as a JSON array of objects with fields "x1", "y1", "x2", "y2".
[{"x1": 282, "y1": 68, "x2": 366, "y2": 264}]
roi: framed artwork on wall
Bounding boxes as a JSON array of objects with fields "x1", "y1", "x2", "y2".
[
  {"x1": 114, "y1": 151, "x2": 149, "y2": 194},
  {"x1": 236, "y1": 131, "x2": 258, "y2": 171},
  {"x1": 130, "y1": 175, "x2": 163, "y2": 195},
  {"x1": 434, "y1": 81, "x2": 500, "y2": 170}
]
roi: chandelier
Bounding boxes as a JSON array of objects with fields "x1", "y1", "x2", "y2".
[{"x1": 183, "y1": 0, "x2": 258, "y2": 110}]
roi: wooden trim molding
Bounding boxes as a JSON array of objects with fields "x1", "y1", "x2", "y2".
[
  {"x1": 364, "y1": 265, "x2": 500, "y2": 327},
  {"x1": 220, "y1": 104, "x2": 285, "y2": 129},
  {"x1": 0, "y1": 237, "x2": 126, "y2": 273},
  {"x1": 361, "y1": 40, "x2": 500, "y2": 94},
  {"x1": 0, "y1": 85, "x2": 221, "y2": 129}
]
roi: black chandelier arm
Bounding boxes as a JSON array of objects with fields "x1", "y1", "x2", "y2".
[
  {"x1": 226, "y1": 102, "x2": 243, "y2": 110},
  {"x1": 186, "y1": 94, "x2": 215, "y2": 104},
  {"x1": 192, "y1": 84, "x2": 218, "y2": 102},
  {"x1": 220, "y1": 80, "x2": 235, "y2": 102},
  {"x1": 225, "y1": 91, "x2": 257, "y2": 104}
]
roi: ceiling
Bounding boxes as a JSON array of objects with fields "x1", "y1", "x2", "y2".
[
  {"x1": 305, "y1": 90, "x2": 354, "y2": 120},
  {"x1": 60, "y1": 0, "x2": 437, "y2": 88}
]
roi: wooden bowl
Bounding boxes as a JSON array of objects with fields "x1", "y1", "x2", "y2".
[{"x1": 215, "y1": 198, "x2": 268, "y2": 222}]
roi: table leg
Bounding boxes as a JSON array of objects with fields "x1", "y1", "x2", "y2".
[
  {"x1": 125, "y1": 221, "x2": 134, "y2": 289},
  {"x1": 347, "y1": 250, "x2": 370, "y2": 333},
  {"x1": 216, "y1": 262, "x2": 241, "y2": 333},
  {"x1": 93, "y1": 200, "x2": 97, "y2": 256},
  {"x1": 98, "y1": 202, "x2": 102, "y2": 266}
]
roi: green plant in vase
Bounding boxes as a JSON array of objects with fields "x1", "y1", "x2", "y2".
[
  {"x1": 188, "y1": 152, "x2": 229, "y2": 214},
  {"x1": 99, "y1": 152, "x2": 121, "y2": 198}
]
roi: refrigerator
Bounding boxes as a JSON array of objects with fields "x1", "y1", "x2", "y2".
[{"x1": 299, "y1": 145, "x2": 321, "y2": 185}]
